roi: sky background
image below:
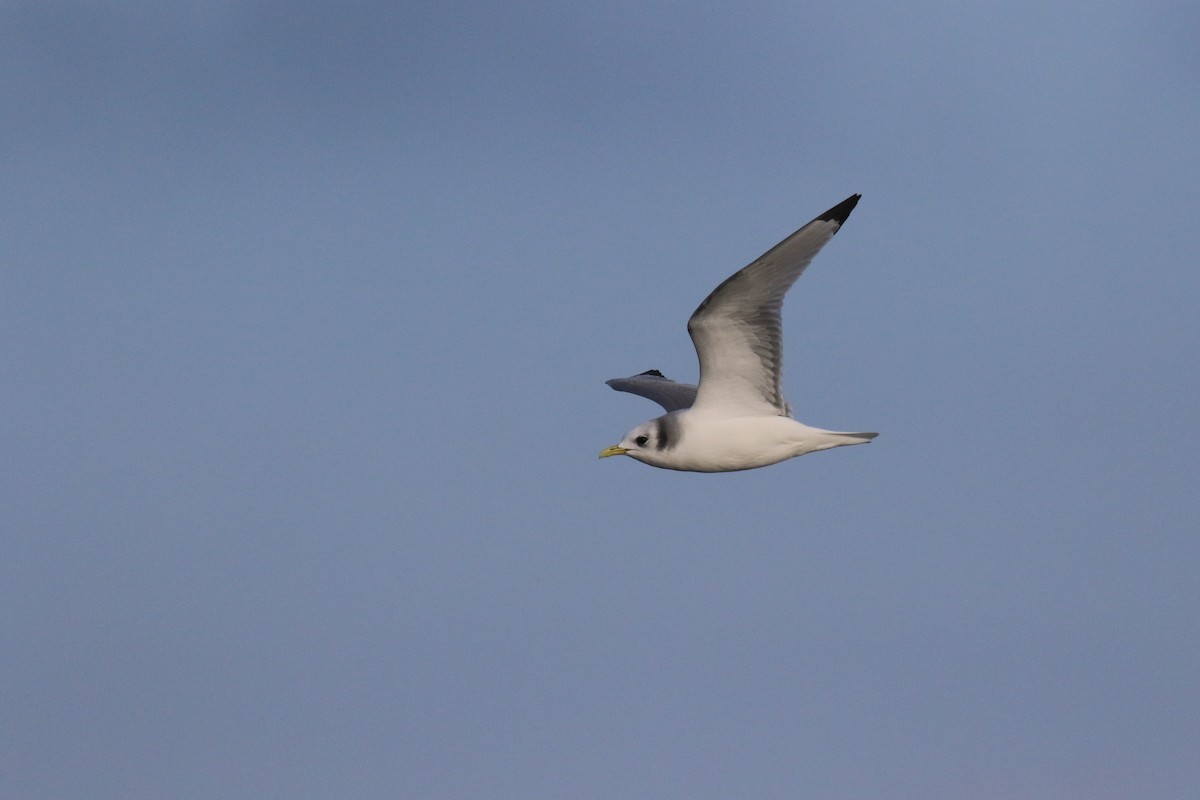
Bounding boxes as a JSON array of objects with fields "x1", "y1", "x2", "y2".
[{"x1": 3, "y1": 1, "x2": 1199, "y2": 798}]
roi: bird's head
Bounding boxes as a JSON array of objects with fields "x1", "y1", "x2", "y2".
[{"x1": 599, "y1": 416, "x2": 673, "y2": 465}]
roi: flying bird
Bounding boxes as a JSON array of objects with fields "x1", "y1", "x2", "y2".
[{"x1": 600, "y1": 194, "x2": 876, "y2": 472}]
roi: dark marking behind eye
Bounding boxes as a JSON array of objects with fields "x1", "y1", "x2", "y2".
[{"x1": 654, "y1": 418, "x2": 668, "y2": 450}]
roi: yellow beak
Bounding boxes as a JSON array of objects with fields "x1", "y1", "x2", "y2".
[{"x1": 598, "y1": 445, "x2": 629, "y2": 459}]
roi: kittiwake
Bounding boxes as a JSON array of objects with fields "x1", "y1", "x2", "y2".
[{"x1": 599, "y1": 194, "x2": 877, "y2": 472}]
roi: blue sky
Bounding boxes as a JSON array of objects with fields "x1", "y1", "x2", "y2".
[{"x1": 3, "y1": 2, "x2": 1199, "y2": 798}]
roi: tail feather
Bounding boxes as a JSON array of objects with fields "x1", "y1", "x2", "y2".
[
  {"x1": 831, "y1": 431, "x2": 878, "y2": 446},
  {"x1": 793, "y1": 427, "x2": 879, "y2": 457}
]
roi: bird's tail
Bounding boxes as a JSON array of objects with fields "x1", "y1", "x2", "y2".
[
  {"x1": 828, "y1": 431, "x2": 879, "y2": 446},
  {"x1": 793, "y1": 428, "x2": 878, "y2": 457}
]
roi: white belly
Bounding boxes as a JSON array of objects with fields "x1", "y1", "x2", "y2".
[{"x1": 633, "y1": 413, "x2": 839, "y2": 472}]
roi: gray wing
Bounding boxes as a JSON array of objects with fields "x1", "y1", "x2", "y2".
[
  {"x1": 686, "y1": 194, "x2": 860, "y2": 416},
  {"x1": 605, "y1": 369, "x2": 697, "y2": 412}
]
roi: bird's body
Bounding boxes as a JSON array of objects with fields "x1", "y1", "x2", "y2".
[
  {"x1": 600, "y1": 194, "x2": 876, "y2": 473},
  {"x1": 612, "y1": 409, "x2": 875, "y2": 473}
]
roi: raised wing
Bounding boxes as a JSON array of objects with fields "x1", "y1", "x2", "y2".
[
  {"x1": 605, "y1": 369, "x2": 697, "y2": 412},
  {"x1": 687, "y1": 194, "x2": 860, "y2": 415}
]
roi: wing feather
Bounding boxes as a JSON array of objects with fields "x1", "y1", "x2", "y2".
[
  {"x1": 605, "y1": 370, "x2": 697, "y2": 412},
  {"x1": 687, "y1": 194, "x2": 860, "y2": 415}
]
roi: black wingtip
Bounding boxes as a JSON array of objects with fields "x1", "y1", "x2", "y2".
[
  {"x1": 818, "y1": 193, "x2": 861, "y2": 226},
  {"x1": 637, "y1": 369, "x2": 666, "y2": 378}
]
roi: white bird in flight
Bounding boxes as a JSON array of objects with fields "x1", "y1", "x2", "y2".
[{"x1": 600, "y1": 194, "x2": 876, "y2": 472}]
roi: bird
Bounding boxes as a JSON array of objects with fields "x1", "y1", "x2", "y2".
[{"x1": 599, "y1": 194, "x2": 876, "y2": 472}]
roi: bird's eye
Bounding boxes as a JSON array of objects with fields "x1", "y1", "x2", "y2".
[{"x1": 634, "y1": 435, "x2": 650, "y2": 446}]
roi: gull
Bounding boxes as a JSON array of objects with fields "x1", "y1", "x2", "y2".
[{"x1": 599, "y1": 194, "x2": 876, "y2": 472}]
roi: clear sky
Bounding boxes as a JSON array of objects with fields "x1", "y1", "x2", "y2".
[{"x1": 4, "y1": 2, "x2": 1199, "y2": 798}]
